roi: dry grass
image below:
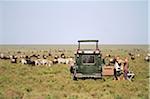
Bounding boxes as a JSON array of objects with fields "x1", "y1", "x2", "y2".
[{"x1": 0, "y1": 45, "x2": 149, "y2": 99}]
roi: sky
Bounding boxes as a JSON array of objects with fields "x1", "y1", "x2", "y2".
[{"x1": 0, "y1": 0, "x2": 148, "y2": 44}]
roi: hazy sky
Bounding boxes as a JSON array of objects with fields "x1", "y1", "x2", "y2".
[{"x1": 0, "y1": 0, "x2": 148, "y2": 44}]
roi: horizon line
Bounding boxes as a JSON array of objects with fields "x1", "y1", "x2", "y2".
[{"x1": 0, "y1": 44, "x2": 149, "y2": 45}]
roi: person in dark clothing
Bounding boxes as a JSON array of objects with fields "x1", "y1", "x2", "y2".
[{"x1": 123, "y1": 58, "x2": 129, "y2": 80}]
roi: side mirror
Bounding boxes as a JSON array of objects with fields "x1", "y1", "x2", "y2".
[{"x1": 98, "y1": 55, "x2": 101, "y2": 58}]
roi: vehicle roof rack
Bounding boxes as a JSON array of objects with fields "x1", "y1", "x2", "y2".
[
  {"x1": 78, "y1": 40, "x2": 99, "y2": 42},
  {"x1": 77, "y1": 40, "x2": 99, "y2": 49}
]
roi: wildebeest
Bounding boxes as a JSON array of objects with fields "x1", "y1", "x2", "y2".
[
  {"x1": 58, "y1": 58, "x2": 66, "y2": 64},
  {"x1": 58, "y1": 49, "x2": 65, "y2": 52},
  {"x1": 43, "y1": 55, "x2": 48, "y2": 59},
  {"x1": 35, "y1": 59, "x2": 52, "y2": 67},
  {"x1": 26, "y1": 58, "x2": 35, "y2": 66},
  {"x1": 144, "y1": 56, "x2": 150, "y2": 62},
  {"x1": 109, "y1": 58, "x2": 116, "y2": 64},
  {"x1": 128, "y1": 52, "x2": 135, "y2": 60},
  {"x1": 0, "y1": 53, "x2": 9, "y2": 60},
  {"x1": 20, "y1": 59, "x2": 27, "y2": 64},
  {"x1": 53, "y1": 55, "x2": 59, "y2": 64},
  {"x1": 0, "y1": 53, "x2": 4, "y2": 59},
  {"x1": 11, "y1": 58, "x2": 17, "y2": 63},
  {"x1": 11, "y1": 55, "x2": 17, "y2": 63},
  {"x1": 20, "y1": 56, "x2": 35, "y2": 66},
  {"x1": 128, "y1": 52, "x2": 134, "y2": 56},
  {"x1": 136, "y1": 54, "x2": 140, "y2": 57},
  {"x1": 131, "y1": 55, "x2": 135, "y2": 60},
  {"x1": 106, "y1": 54, "x2": 111, "y2": 57},
  {"x1": 17, "y1": 51, "x2": 21, "y2": 54}
]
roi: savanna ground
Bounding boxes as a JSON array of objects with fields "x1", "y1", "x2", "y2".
[{"x1": 0, "y1": 45, "x2": 149, "y2": 99}]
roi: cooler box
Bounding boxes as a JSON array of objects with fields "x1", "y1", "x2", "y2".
[{"x1": 102, "y1": 66, "x2": 114, "y2": 76}]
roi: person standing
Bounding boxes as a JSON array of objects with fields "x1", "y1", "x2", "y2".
[
  {"x1": 114, "y1": 56, "x2": 121, "y2": 80},
  {"x1": 123, "y1": 58, "x2": 129, "y2": 80}
]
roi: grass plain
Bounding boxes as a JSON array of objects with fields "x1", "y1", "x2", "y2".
[{"x1": 0, "y1": 45, "x2": 149, "y2": 99}]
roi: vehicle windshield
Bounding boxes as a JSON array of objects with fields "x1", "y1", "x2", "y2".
[
  {"x1": 82, "y1": 55, "x2": 95, "y2": 64},
  {"x1": 80, "y1": 44, "x2": 96, "y2": 50}
]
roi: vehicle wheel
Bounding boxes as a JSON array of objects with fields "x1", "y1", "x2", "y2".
[
  {"x1": 82, "y1": 77, "x2": 85, "y2": 80},
  {"x1": 70, "y1": 66, "x2": 74, "y2": 74},
  {"x1": 94, "y1": 78, "x2": 97, "y2": 80},
  {"x1": 102, "y1": 78, "x2": 106, "y2": 81},
  {"x1": 73, "y1": 76, "x2": 77, "y2": 80}
]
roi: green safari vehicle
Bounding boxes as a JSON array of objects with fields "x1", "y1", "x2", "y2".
[{"x1": 70, "y1": 40, "x2": 104, "y2": 80}]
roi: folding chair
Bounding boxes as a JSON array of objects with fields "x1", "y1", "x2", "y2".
[{"x1": 127, "y1": 71, "x2": 135, "y2": 81}]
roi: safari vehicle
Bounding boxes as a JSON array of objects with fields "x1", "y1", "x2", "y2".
[{"x1": 70, "y1": 40, "x2": 104, "y2": 80}]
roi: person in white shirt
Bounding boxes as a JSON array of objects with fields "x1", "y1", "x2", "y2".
[{"x1": 114, "y1": 56, "x2": 121, "y2": 80}]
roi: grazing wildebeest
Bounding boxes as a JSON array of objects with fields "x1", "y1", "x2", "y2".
[
  {"x1": 128, "y1": 52, "x2": 134, "y2": 56},
  {"x1": 48, "y1": 53, "x2": 52, "y2": 56},
  {"x1": 61, "y1": 53, "x2": 65, "y2": 58},
  {"x1": 57, "y1": 57, "x2": 74, "y2": 64},
  {"x1": 137, "y1": 54, "x2": 140, "y2": 57},
  {"x1": 58, "y1": 58, "x2": 66, "y2": 64},
  {"x1": 144, "y1": 56, "x2": 150, "y2": 62},
  {"x1": 53, "y1": 55, "x2": 59, "y2": 64},
  {"x1": 106, "y1": 54, "x2": 111, "y2": 57},
  {"x1": 131, "y1": 55, "x2": 135, "y2": 60},
  {"x1": 20, "y1": 56, "x2": 35, "y2": 66},
  {"x1": 147, "y1": 53, "x2": 150, "y2": 57},
  {"x1": 128, "y1": 52, "x2": 135, "y2": 60},
  {"x1": 35, "y1": 59, "x2": 52, "y2": 67},
  {"x1": 3, "y1": 55, "x2": 10, "y2": 60},
  {"x1": 11, "y1": 55, "x2": 17, "y2": 63},
  {"x1": 11, "y1": 58, "x2": 17, "y2": 63},
  {"x1": 25, "y1": 58, "x2": 35, "y2": 66},
  {"x1": 65, "y1": 58, "x2": 74, "y2": 64},
  {"x1": 0, "y1": 53, "x2": 4, "y2": 59},
  {"x1": 30, "y1": 54, "x2": 38, "y2": 58},
  {"x1": 109, "y1": 58, "x2": 116, "y2": 64},
  {"x1": 20, "y1": 59, "x2": 27, "y2": 64},
  {"x1": 0, "y1": 53, "x2": 16, "y2": 60},
  {"x1": 17, "y1": 51, "x2": 21, "y2": 54},
  {"x1": 58, "y1": 49, "x2": 65, "y2": 52},
  {"x1": 43, "y1": 55, "x2": 48, "y2": 59}
]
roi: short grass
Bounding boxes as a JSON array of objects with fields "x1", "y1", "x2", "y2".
[{"x1": 0, "y1": 45, "x2": 149, "y2": 99}]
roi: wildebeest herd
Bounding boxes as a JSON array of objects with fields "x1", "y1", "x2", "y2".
[
  {"x1": 0, "y1": 50, "x2": 74, "y2": 67},
  {"x1": 102, "y1": 50, "x2": 150, "y2": 66},
  {"x1": 0, "y1": 47, "x2": 149, "y2": 68}
]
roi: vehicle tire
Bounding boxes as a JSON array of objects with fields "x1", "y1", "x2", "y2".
[
  {"x1": 73, "y1": 76, "x2": 77, "y2": 80},
  {"x1": 94, "y1": 78, "x2": 97, "y2": 80},
  {"x1": 102, "y1": 78, "x2": 106, "y2": 81},
  {"x1": 70, "y1": 66, "x2": 74, "y2": 74}
]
